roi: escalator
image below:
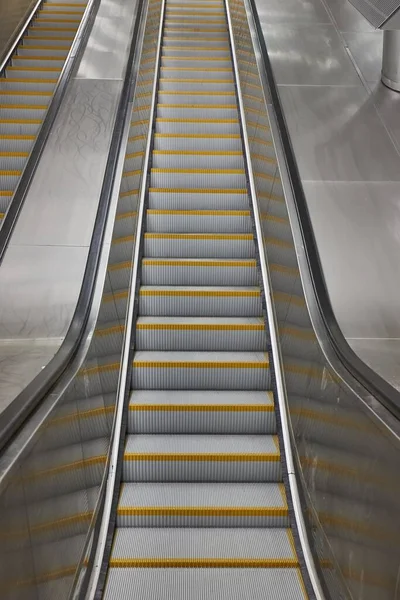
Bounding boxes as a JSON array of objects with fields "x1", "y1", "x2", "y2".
[
  {"x1": 100, "y1": 0, "x2": 309, "y2": 597},
  {"x1": 0, "y1": 0, "x2": 88, "y2": 224}
]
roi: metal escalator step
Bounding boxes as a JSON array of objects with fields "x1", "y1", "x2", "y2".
[
  {"x1": 139, "y1": 285, "x2": 262, "y2": 317},
  {"x1": 23, "y1": 35, "x2": 74, "y2": 45},
  {"x1": 0, "y1": 90, "x2": 52, "y2": 104},
  {"x1": 159, "y1": 78, "x2": 234, "y2": 91},
  {"x1": 156, "y1": 118, "x2": 239, "y2": 134},
  {"x1": 6, "y1": 67, "x2": 62, "y2": 78},
  {"x1": 104, "y1": 567, "x2": 306, "y2": 600},
  {"x1": 123, "y1": 434, "x2": 280, "y2": 481},
  {"x1": 163, "y1": 37, "x2": 229, "y2": 45},
  {"x1": 157, "y1": 104, "x2": 238, "y2": 119},
  {"x1": 146, "y1": 209, "x2": 251, "y2": 233},
  {"x1": 152, "y1": 150, "x2": 244, "y2": 169},
  {"x1": 0, "y1": 121, "x2": 41, "y2": 135},
  {"x1": 143, "y1": 232, "x2": 255, "y2": 258},
  {"x1": 17, "y1": 46, "x2": 69, "y2": 57},
  {"x1": 131, "y1": 351, "x2": 270, "y2": 390},
  {"x1": 161, "y1": 58, "x2": 231, "y2": 68},
  {"x1": 0, "y1": 170, "x2": 22, "y2": 189},
  {"x1": 163, "y1": 48, "x2": 230, "y2": 57},
  {"x1": 110, "y1": 528, "x2": 295, "y2": 566},
  {"x1": 160, "y1": 67, "x2": 233, "y2": 79},
  {"x1": 150, "y1": 168, "x2": 246, "y2": 188},
  {"x1": 141, "y1": 258, "x2": 258, "y2": 286},
  {"x1": 0, "y1": 135, "x2": 34, "y2": 152},
  {"x1": 135, "y1": 316, "x2": 266, "y2": 351},
  {"x1": 0, "y1": 78, "x2": 57, "y2": 92},
  {"x1": 154, "y1": 133, "x2": 242, "y2": 151},
  {"x1": 117, "y1": 482, "x2": 287, "y2": 527},
  {"x1": 0, "y1": 153, "x2": 29, "y2": 170},
  {"x1": 128, "y1": 390, "x2": 275, "y2": 434},
  {"x1": 27, "y1": 28, "x2": 76, "y2": 37},
  {"x1": 0, "y1": 105, "x2": 47, "y2": 119},
  {"x1": 148, "y1": 188, "x2": 249, "y2": 210}
]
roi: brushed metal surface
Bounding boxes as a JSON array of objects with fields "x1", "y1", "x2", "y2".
[
  {"x1": 324, "y1": 0, "x2": 376, "y2": 31},
  {"x1": 343, "y1": 31, "x2": 382, "y2": 83},
  {"x1": 256, "y1": 0, "x2": 330, "y2": 25},
  {"x1": 278, "y1": 84, "x2": 400, "y2": 181},
  {"x1": 262, "y1": 23, "x2": 360, "y2": 85}
]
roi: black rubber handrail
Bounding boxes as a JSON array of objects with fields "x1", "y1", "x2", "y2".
[
  {"x1": 0, "y1": 0, "x2": 101, "y2": 262},
  {"x1": 248, "y1": 0, "x2": 400, "y2": 422},
  {"x1": 0, "y1": 0, "x2": 145, "y2": 454}
]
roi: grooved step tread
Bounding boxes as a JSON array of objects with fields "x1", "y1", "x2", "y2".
[
  {"x1": 139, "y1": 285, "x2": 260, "y2": 296},
  {"x1": 129, "y1": 390, "x2": 274, "y2": 407},
  {"x1": 136, "y1": 316, "x2": 264, "y2": 330},
  {"x1": 110, "y1": 528, "x2": 296, "y2": 563},
  {"x1": 118, "y1": 482, "x2": 286, "y2": 512},
  {"x1": 133, "y1": 351, "x2": 269, "y2": 368}
]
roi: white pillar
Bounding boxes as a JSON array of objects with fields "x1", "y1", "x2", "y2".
[{"x1": 381, "y1": 30, "x2": 400, "y2": 92}]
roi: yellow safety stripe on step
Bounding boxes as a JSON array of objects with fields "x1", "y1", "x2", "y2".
[
  {"x1": 0, "y1": 212, "x2": 4, "y2": 218},
  {"x1": 24, "y1": 35, "x2": 74, "y2": 40},
  {"x1": 24, "y1": 26, "x2": 78, "y2": 32},
  {"x1": 78, "y1": 361, "x2": 120, "y2": 377},
  {"x1": 130, "y1": 402, "x2": 274, "y2": 413},
  {"x1": 161, "y1": 66, "x2": 231, "y2": 71},
  {"x1": 155, "y1": 133, "x2": 240, "y2": 139},
  {"x1": 149, "y1": 187, "x2": 246, "y2": 194},
  {"x1": 159, "y1": 91, "x2": 234, "y2": 96},
  {"x1": 136, "y1": 322, "x2": 264, "y2": 331},
  {"x1": 0, "y1": 152, "x2": 28, "y2": 157},
  {"x1": 117, "y1": 506, "x2": 287, "y2": 517},
  {"x1": 7, "y1": 66, "x2": 62, "y2": 71},
  {"x1": 0, "y1": 170, "x2": 21, "y2": 176},
  {"x1": 0, "y1": 90, "x2": 52, "y2": 96},
  {"x1": 151, "y1": 168, "x2": 244, "y2": 174},
  {"x1": 145, "y1": 233, "x2": 252, "y2": 240},
  {"x1": 139, "y1": 288, "x2": 260, "y2": 297},
  {"x1": 0, "y1": 104, "x2": 47, "y2": 110},
  {"x1": 143, "y1": 259, "x2": 256, "y2": 267},
  {"x1": 147, "y1": 209, "x2": 249, "y2": 215},
  {"x1": 95, "y1": 324, "x2": 124, "y2": 337},
  {"x1": 162, "y1": 38, "x2": 228, "y2": 42},
  {"x1": 158, "y1": 104, "x2": 235, "y2": 109},
  {"x1": 161, "y1": 56, "x2": 230, "y2": 61},
  {"x1": 110, "y1": 558, "x2": 298, "y2": 568},
  {"x1": 278, "y1": 483, "x2": 288, "y2": 508},
  {"x1": 166, "y1": 11, "x2": 225, "y2": 16},
  {"x1": 0, "y1": 77, "x2": 58, "y2": 83},
  {"x1": 133, "y1": 359, "x2": 269, "y2": 369},
  {"x1": 165, "y1": 19, "x2": 226, "y2": 23},
  {"x1": 34, "y1": 17, "x2": 81, "y2": 23},
  {"x1": 39, "y1": 9, "x2": 85, "y2": 14},
  {"x1": 168, "y1": 2, "x2": 224, "y2": 5},
  {"x1": 44, "y1": 2, "x2": 87, "y2": 6},
  {"x1": 163, "y1": 46, "x2": 229, "y2": 51},
  {"x1": 156, "y1": 118, "x2": 238, "y2": 123},
  {"x1": 153, "y1": 150, "x2": 242, "y2": 156},
  {"x1": 0, "y1": 191, "x2": 12, "y2": 196}
]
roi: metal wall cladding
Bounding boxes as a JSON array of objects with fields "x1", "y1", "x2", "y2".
[
  {"x1": 227, "y1": 0, "x2": 400, "y2": 599},
  {"x1": 0, "y1": 1, "x2": 163, "y2": 598}
]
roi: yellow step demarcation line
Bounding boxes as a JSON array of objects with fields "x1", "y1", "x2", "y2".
[
  {"x1": 149, "y1": 187, "x2": 246, "y2": 194},
  {"x1": 155, "y1": 133, "x2": 240, "y2": 139},
  {"x1": 161, "y1": 67, "x2": 231, "y2": 72},
  {"x1": 157, "y1": 103, "x2": 236, "y2": 109},
  {"x1": 145, "y1": 233, "x2": 252, "y2": 240},
  {"x1": 0, "y1": 191, "x2": 12, "y2": 196},
  {"x1": 0, "y1": 170, "x2": 22, "y2": 176},
  {"x1": 38, "y1": 9, "x2": 85, "y2": 15},
  {"x1": 147, "y1": 209, "x2": 249, "y2": 215},
  {"x1": 151, "y1": 168, "x2": 244, "y2": 174},
  {"x1": 153, "y1": 150, "x2": 242, "y2": 156},
  {"x1": 129, "y1": 402, "x2": 274, "y2": 414},
  {"x1": 164, "y1": 20, "x2": 226, "y2": 24},
  {"x1": 142, "y1": 259, "x2": 256, "y2": 267},
  {"x1": 109, "y1": 558, "x2": 299, "y2": 568},
  {"x1": 0, "y1": 151, "x2": 29, "y2": 157},
  {"x1": 15, "y1": 45, "x2": 70, "y2": 51},
  {"x1": 136, "y1": 322, "x2": 264, "y2": 331},
  {"x1": 139, "y1": 288, "x2": 260, "y2": 297},
  {"x1": 43, "y1": 2, "x2": 87, "y2": 6},
  {"x1": 117, "y1": 506, "x2": 287, "y2": 517},
  {"x1": 166, "y1": 10, "x2": 225, "y2": 15},
  {"x1": 0, "y1": 119, "x2": 41, "y2": 125},
  {"x1": 133, "y1": 358, "x2": 269, "y2": 369},
  {"x1": 0, "y1": 104, "x2": 47, "y2": 110},
  {"x1": 158, "y1": 91, "x2": 234, "y2": 96},
  {"x1": 163, "y1": 46, "x2": 229, "y2": 51},
  {"x1": 160, "y1": 38, "x2": 228, "y2": 43},
  {"x1": 23, "y1": 35, "x2": 74, "y2": 41},
  {"x1": 0, "y1": 90, "x2": 52, "y2": 96},
  {"x1": 156, "y1": 118, "x2": 238, "y2": 123},
  {"x1": 20, "y1": 26, "x2": 78, "y2": 32},
  {"x1": 0, "y1": 77, "x2": 58, "y2": 83},
  {"x1": 33, "y1": 17, "x2": 81, "y2": 23},
  {"x1": 7, "y1": 66, "x2": 62, "y2": 72},
  {"x1": 161, "y1": 56, "x2": 230, "y2": 61}
]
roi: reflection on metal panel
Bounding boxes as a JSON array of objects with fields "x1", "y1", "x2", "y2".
[
  {"x1": 0, "y1": 0, "x2": 36, "y2": 66},
  {"x1": 228, "y1": 0, "x2": 400, "y2": 599},
  {"x1": 0, "y1": 1, "x2": 162, "y2": 598}
]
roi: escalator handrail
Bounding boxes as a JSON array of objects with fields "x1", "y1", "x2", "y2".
[
  {"x1": 0, "y1": 0, "x2": 101, "y2": 262},
  {"x1": 246, "y1": 0, "x2": 400, "y2": 423},
  {"x1": 0, "y1": 0, "x2": 144, "y2": 454}
]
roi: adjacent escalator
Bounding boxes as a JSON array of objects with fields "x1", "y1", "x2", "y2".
[
  {"x1": 102, "y1": 1, "x2": 309, "y2": 597},
  {"x1": 0, "y1": 0, "x2": 88, "y2": 224}
]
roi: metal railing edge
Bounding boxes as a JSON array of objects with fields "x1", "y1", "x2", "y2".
[
  {"x1": 0, "y1": 0, "x2": 145, "y2": 454},
  {"x1": 0, "y1": 0, "x2": 43, "y2": 74}
]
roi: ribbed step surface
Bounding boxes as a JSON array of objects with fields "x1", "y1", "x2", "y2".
[
  {"x1": 0, "y1": 0, "x2": 89, "y2": 224},
  {"x1": 105, "y1": 0, "x2": 306, "y2": 597}
]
